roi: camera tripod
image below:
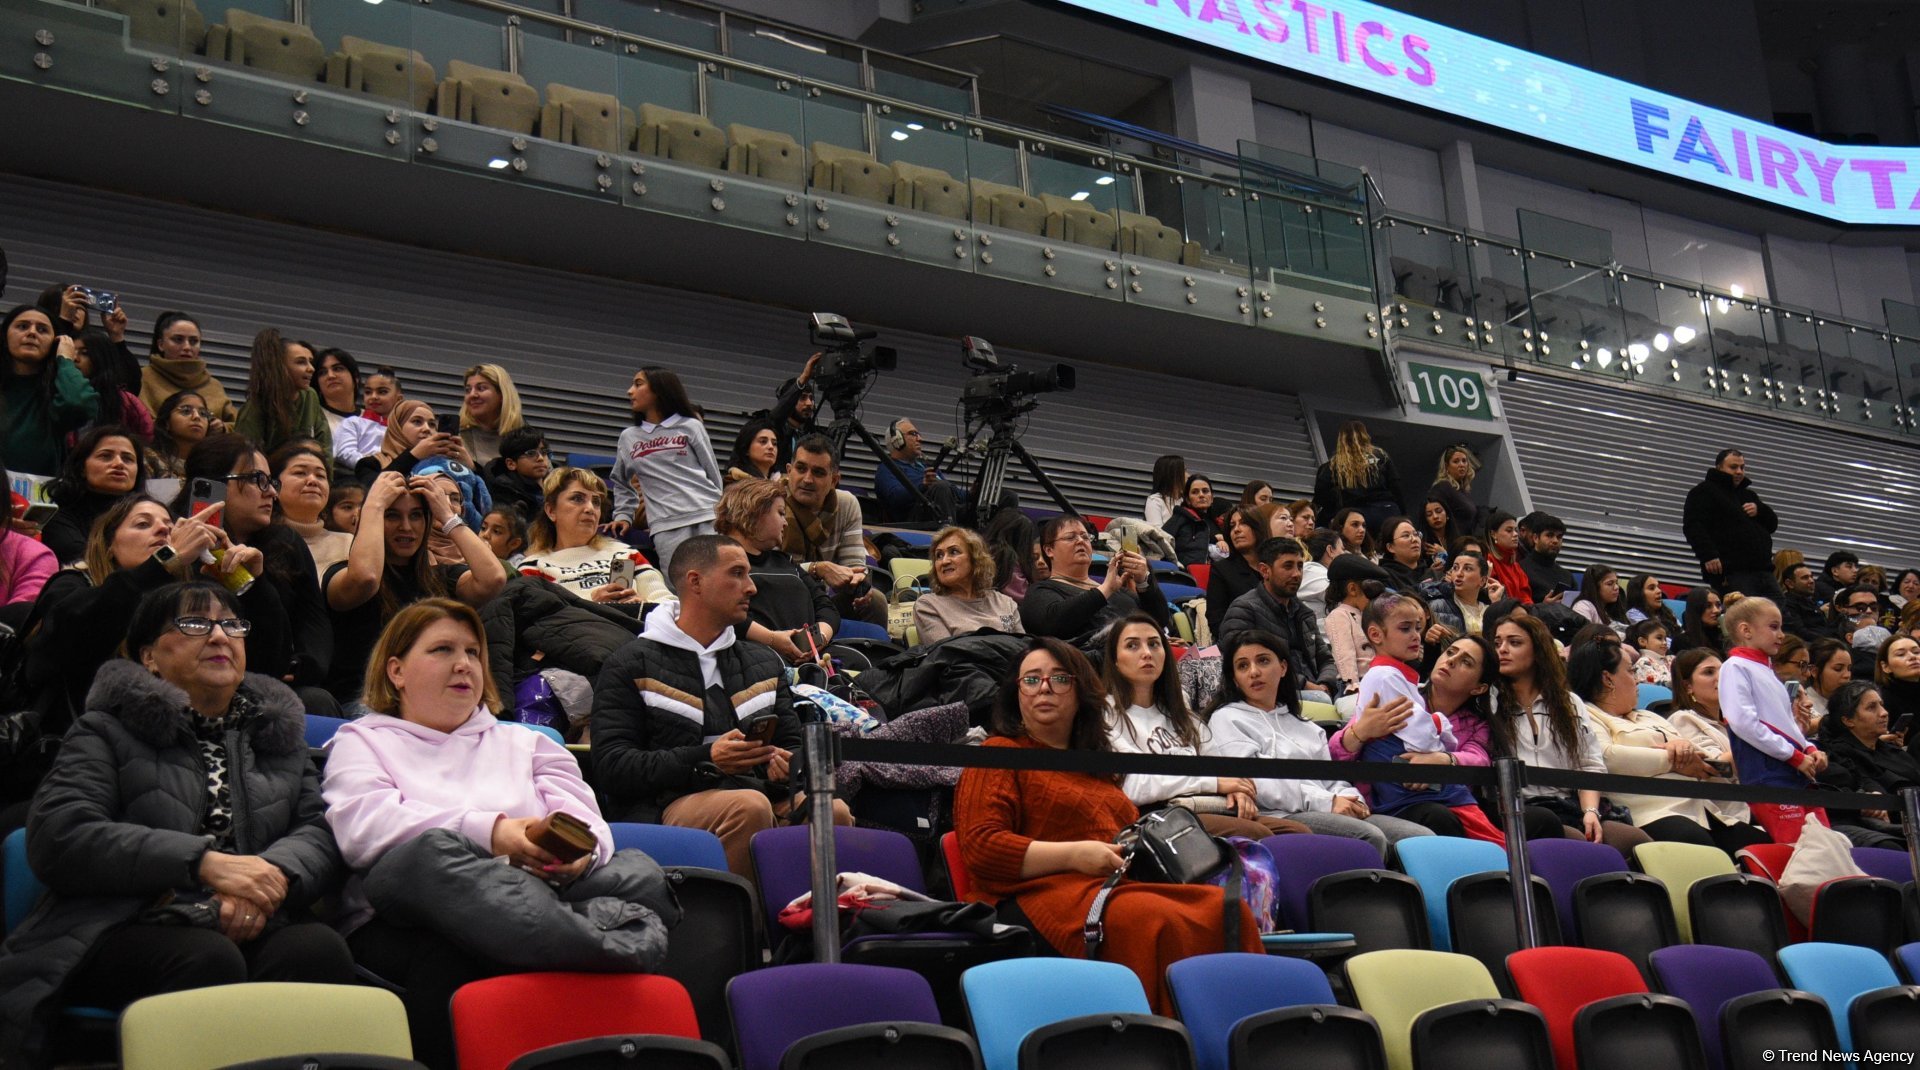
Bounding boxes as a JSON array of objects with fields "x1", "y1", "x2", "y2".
[{"x1": 961, "y1": 416, "x2": 1077, "y2": 523}]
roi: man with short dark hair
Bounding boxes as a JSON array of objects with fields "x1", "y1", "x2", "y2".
[
  {"x1": 1777, "y1": 562, "x2": 1837, "y2": 641},
  {"x1": 1219, "y1": 537, "x2": 1338, "y2": 696},
  {"x1": 591, "y1": 534, "x2": 848, "y2": 876},
  {"x1": 1682, "y1": 448, "x2": 1779, "y2": 597},
  {"x1": 1833, "y1": 585, "x2": 1887, "y2": 646},
  {"x1": 783, "y1": 434, "x2": 881, "y2": 624},
  {"x1": 1815, "y1": 551, "x2": 1860, "y2": 607},
  {"x1": 768, "y1": 352, "x2": 823, "y2": 471},
  {"x1": 1519, "y1": 512, "x2": 1575, "y2": 600}
]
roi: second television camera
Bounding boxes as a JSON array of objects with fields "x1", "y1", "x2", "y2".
[
  {"x1": 809, "y1": 313, "x2": 897, "y2": 405},
  {"x1": 959, "y1": 336, "x2": 1074, "y2": 424}
]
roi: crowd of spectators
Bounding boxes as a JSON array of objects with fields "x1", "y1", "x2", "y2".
[{"x1": 4, "y1": 296, "x2": 1918, "y2": 1063}]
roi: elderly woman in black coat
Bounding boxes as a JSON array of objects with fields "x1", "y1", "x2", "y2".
[{"x1": 0, "y1": 582, "x2": 350, "y2": 1058}]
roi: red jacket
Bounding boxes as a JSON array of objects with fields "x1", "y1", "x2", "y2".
[{"x1": 1488, "y1": 548, "x2": 1534, "y2": 604}]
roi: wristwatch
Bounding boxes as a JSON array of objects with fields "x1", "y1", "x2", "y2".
[{"x1": 152, "y1": 545, "x2": 177, "y2": 567}]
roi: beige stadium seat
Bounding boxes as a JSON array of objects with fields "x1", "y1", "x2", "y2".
[
  {"x1": 101, "y1": 0, "x2": 207, "y2": 52},
  {"x1": 437, "y1": 59, "x2": 540, "y2": 135},
  {"x1": 970, "y1": 179, "x2": 1046, "y2": 234},
  {"x1": 635, "y1": 103, "x2": 726, "y2": 169},
  {"x1": 725, "y1": 123, "x2": 806, "y2": 185},
  {"x1": 324, "y1": 35, "x2": 434, "y2": 111},
  {"x1": 206, "y1": 8, "x2": 324, "y2": 81},
  {"x1": 810, "y1": 142, "x2": 894, "y2": 204},
  {"x1": 1119, "y1": 210, "x2": 1193, "y2": 264},
  {"x1": 541, "y1": 83, "x2": 635, "y2": 154},
  {"x1": 891, "y1": 160, "x2": 967, "y2": 220},
  {"x1": 1041, "y1": 192, "x2": 1117, "y2": 250}
]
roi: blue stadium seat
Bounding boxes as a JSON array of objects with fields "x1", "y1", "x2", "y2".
[
  {"x1": 609, "y1": 823, "x2": 729, "y2": 871},
  {"x1": 1898, "y1": 942, "x2": 1920, "y2": 985},
  {"x1": 1394, "y1": 837, "x2": 1506, "y2": 954},
  {"x1": 891, "y1": 531, "x2": 934, "y2": 548},
  {"x1": 4, "y1": 828, "x2": 39, "y2": 934},
  {"x1": 837, "y1": 619, "x2": 892, "y2": 642},
  {"x1": 1636, "y1": 683, "x2": 1673, "y2": 711},
  {"x1": 304, "y1": 713, "x2": 348, "y2": 747},
  {"x1": 1663, "y1": 598, "x2": 1688, "y2": 623},
  {"x1": 1167, "y1": 953, "x2": 1375, "y2": 1070},
  {"x1": 1159, "y1": 583, "x2": 1204, "y2": 602},
  {"x1": 506, "y1": 720, "x2": 566, "y2": 745},
  {"x1": 1777, "y1": 942, "x2": 1905, "y2": 1051},
  {"x1": 963, "y1": 958, "x2": 1192, "y2": 1070}
]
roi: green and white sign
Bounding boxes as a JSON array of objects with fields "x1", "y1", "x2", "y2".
[{"x1": 1404, "y1": 360, "x2": 1492, "y2": 420}]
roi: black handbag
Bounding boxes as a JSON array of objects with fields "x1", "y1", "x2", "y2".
[{"x1": 1083, "y1": 807, "x2": 1242, "y2": 957}]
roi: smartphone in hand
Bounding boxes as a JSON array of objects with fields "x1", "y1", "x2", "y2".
[{"x1": 436, "y1": 412, "x2": 462, "y2": 436}]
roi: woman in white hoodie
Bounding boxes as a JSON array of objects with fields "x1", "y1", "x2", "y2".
[
  {"x1": 1099, "y1": 613, "x2": 1302, "y2": 840},
  {"x1": 1201, "y1": 629, "x2": 1433, "y2": 857},
  {"x1": 323, "y1": 598, "x2": 674, "y2": 1069}
]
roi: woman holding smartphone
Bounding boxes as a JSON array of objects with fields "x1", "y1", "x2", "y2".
[
  {"x1": 359, "y1": 400, "x2": 470, "y2": 484},
  {"x1": 518, "y1": 468, "x2": 671, "y2": 606}
]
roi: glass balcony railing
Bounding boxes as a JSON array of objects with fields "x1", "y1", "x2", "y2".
[
  {"x1": 1372, "y1": 212, "x2": 1920, "y2": 435},
  {"x1": 5, "y1": 0, "x2": 1918, "y2": 439}
]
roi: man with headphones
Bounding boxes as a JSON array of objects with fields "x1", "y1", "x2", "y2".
[{"x1": 873, "y1": 417, "x2": 963, "y2": 523}]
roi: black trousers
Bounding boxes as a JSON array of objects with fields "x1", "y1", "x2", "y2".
[
  {"x1": 1641, "y1": 813, "x2": 1774, "y2": 857},
  {"x1": 65, "y1": 921, "x2": 354, "y2": 1008},
  {"x1": 348, "y1": 919, "x2": 503, "y2": 1070}
]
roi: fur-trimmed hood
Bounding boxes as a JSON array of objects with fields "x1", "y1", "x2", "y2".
[{"x1": 83, "y1": 659, "x2": 308, "y2": 757}]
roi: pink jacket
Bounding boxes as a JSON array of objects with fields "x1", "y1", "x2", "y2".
[
  {"x1": 322, "y1": 707, "x2": 613, "y2": 927},
  {"x1": 1330, "y1": 709, "x2": 1492, "y2": 766},
  {"x1": 0, "y1": 533, "x2": 56, "y2": 605}
]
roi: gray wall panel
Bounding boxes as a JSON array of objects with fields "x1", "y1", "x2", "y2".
[
  {"x1": 0, "y1": 175, "x2": 1318, "y2": 516},
  {"x1": 1500, "y1": 373, "x2": 1920, "y2": 585}
]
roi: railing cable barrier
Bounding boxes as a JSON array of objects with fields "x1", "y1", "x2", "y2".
[{"x1": 799, "y1": 723, "x2": 1920, "y2": 962}]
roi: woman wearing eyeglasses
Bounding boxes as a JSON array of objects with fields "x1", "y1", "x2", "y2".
[
  {"x1": 0, "y1": 582, "x2": 351, "y2": 1059},
  {"x1": 145, "y1": 390, "x2": 212, "y2": 479},
  {"x1": 953, "y1": 637, "x2": 1260, "y2": 1015},
  {"x1": 168, "y1": 436, "x2": 335, "y2": 710},
  {"x1": 1020, "y1": 515, "x2": 1168, "y2": 644}
]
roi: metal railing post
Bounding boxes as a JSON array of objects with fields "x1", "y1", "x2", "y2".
[
  {"x1": 1903, "y1": 787, "x2": 1920, "y2": 887},
  {"x1": 804, "y1": 719, "x2": 840, "y2": 963},
  {"x1": 1495, "y1": 758, "x2": 1540, "y2": 950}
]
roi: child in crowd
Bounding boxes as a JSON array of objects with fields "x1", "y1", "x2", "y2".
[
  {"x1": 1627, "y1": 619, "x2": 1672, "y2": 687},
  {"x1": 333, "y1": 365, "x2": 403, "y2": 466},
  {"x1": 481, "y1": 504, "x2": 528, "y2": 567},
  {"x1": 1353, "y1": 594, "x2": 1503, "y2": 843},
  {"x1": 324, "y1": 481, "x2": 363, "y2": 534},
  {"x1": 1719, "y1": 596, "x2": 1829, "y2": 842}
]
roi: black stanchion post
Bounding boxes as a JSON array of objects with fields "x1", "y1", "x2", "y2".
[
  {"x1": 804, "y1": 719, "x2": 840, "y2": 963},
  {"x1": 1903, "y1": 787, "x2": 1920, "y2": 887},
  {"x1": 1495, "y1": 758, "x2": 1539, "y2": 950}
]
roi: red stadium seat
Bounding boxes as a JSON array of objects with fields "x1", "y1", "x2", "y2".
[
  {"x1": 1507, "y1": 947, "x2": 1647, "y2": 1070},
  {"x1": 451, "y1": 973, "x2": 702, "y2": 1070}
]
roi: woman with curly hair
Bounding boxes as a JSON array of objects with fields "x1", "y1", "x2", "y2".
[{"x1": 914, "y1": 525, "x2": 1023, "y2": 645}]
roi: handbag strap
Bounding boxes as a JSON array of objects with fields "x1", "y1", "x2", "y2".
[{"x1": 1083, "y1": 837, "x2": 1244, "y2": 959}]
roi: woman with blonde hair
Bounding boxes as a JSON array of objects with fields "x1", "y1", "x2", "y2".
[
  {"x1": 458, "y1": 363, "x2": 525, "y2": 467},
  {"x1": 914, "y1": 525, "x2": 1022, "y2": 644},
  {"x1": 1311, "y1": 420, "x2": 1403, "y2": 534},
  {"x1": 1427, "y1": 444, "x2": 1483, "y2": 537},
  {"x1": 324, "y1": 598, "x2": 673, "y2": 1068},
  {"x1": 519, "y1": 467, "x2": 671, "y2": 606}
]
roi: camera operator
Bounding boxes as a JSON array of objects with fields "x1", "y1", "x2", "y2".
[
  {"x1": 873, "y1": 418, "x2": 964, "y2": 524},
  {"x1": 768, "y1": 352, "x2": 824, "y2": 471},
  {"x1": 782, "y1": 435, "x2": 884, "y2": 625}
]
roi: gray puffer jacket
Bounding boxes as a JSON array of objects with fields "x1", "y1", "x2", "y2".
[{"x1": 0, "y1": 661, "x2": 343, "y2": 1059}]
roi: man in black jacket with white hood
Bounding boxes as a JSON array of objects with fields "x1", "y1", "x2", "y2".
[
  {"x1": 1682, "y1": 448, "x2": 1780, "y2": 597},
  {"x1": 591, "y1": 534, "x2": 847, "y2": 876}
]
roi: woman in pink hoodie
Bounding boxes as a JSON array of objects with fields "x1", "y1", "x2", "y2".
[{"x1": 322, "y1": 598, "x2": 675, "y2": 1069}]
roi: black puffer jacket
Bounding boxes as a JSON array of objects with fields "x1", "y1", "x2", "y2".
[
  {"x1": 0, "y1": 661, "x2": 342, "y2": 1057},
  {"x1": 1217, "y1": 584, "x2": 1340, "y2": 692},
  {"x1": 590, "y1": 623, "x2": 801, "y2": 822},
  {"x1": 482, "y1": 575, "x2": 644, "y2": 715},
  {"x1": 1682, "y1": 467, "x2": 1778, "y2": 574},
  {"x1": 855, "y1": 631, "x2": 1031, "y2": 726}
]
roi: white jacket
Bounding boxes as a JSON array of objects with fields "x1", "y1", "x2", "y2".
[
  {"x1": 1105, "y1": 701, "x2": 1215, "y2": 807},
  {"x1": 1202, "y1": 700, "x2": 1360, "y2": 816}
]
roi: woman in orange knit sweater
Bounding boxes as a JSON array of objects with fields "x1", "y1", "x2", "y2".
[{"x1": 954, "y1": 636, "x2": 1260, "y2": 1013}]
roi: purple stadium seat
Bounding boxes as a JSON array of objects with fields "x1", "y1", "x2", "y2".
[
  {"x1": 1853, "y1": 846, "x2": 1914, "y2": 885},
  {"x1": 1649, "y1": 944, "x2": 1782, "y2": 1070},
  {"x1": 728, "y1": 963, "x2": 977, "y2": 1070},
  {"x1": 1527, "y1": 838, "x2": 1626, "y2": 940},
  {"x1": 1261, "y1": 834, "x2": 1383, "y2": 932}
]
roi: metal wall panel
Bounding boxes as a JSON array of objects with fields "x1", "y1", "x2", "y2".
[
  {"x1": 1501, "y1": 372, "x2": 1920, "y2": 583},
  {"x1": 0, "y1": 175, "x2": 1318, "y2": 516}
]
